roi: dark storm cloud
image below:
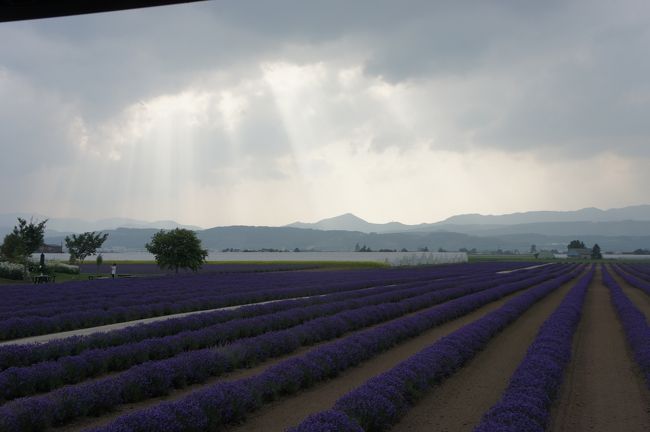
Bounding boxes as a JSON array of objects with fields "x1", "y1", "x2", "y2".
[{"x1": 2, "y1": 0, "x2": 650, "y2": 163}]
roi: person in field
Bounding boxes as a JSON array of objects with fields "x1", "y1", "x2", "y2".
[{"x1": 111, "y1": 263, "x2": 117, "y2": 279}]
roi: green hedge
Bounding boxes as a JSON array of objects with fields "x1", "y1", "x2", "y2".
[
  {"x1": 46, "y1": 261, "x2": 80, "y2": 274},
  {"x1": 0, "y1": 261, "x2": 24, "y2": 280}
]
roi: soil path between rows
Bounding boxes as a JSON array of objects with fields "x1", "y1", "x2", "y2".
[
  {"x1": 387, "y1": 269, "x2": 580, "y2": 432},
  {"x1": 549, "y1": 266, "x2": 650, "y2": 432},
  {"x1": 61, "y1": 277, "x2": 542, "y2": 432},
  {"x1": 225, "y1": 273, "x2": 579, "y2": 432}
]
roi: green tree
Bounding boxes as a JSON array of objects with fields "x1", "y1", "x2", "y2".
[
  {"x1": 0, "y1": 232, "x2": 22, "y2": 262},
  {"x1": 0, "y1": 217, "x2": 47, "y2": 264},
  {"x1": 591, "y1": 243, "x2": 602, "y2": 260},
  {"x1": 145, "y1": 228, "x2": 208, "y2": 273},
  {"x1": 568, "y1": 240, "x2": 586, "y2": 249},
  {"x1": 65, "y1": 232, "x2": 109, "y2": 265},
  {"x1": 530, "y1": 244, "x2": 537, "y2": 254}
]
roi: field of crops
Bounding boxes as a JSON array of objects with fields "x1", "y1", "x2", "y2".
[{"x1": 0, "y1": 261, "x2": 648, "y2": 432}]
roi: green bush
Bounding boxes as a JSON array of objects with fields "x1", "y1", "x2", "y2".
[
  {"x1": 46, "y1": 262, "x2": 80, "y2": 274},
  {"x1": 0, "y1": 261, "x2": 24, "y2": 280}
]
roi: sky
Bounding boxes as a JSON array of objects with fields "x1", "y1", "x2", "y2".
[{"x1": 1, "y1": 0, "x2": 650, "y2": 228}]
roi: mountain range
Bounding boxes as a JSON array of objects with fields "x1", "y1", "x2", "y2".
[
  {"x1": 286, "y1": 205, "x2": 650, "y2": 233},
  {"x1": 1, "y1": 204, "x2": 643, "y2": 253}
]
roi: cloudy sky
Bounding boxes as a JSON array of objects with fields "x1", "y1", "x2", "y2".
[{"x1": 1, "y1": 1, "x2": 650, "y2": 228}]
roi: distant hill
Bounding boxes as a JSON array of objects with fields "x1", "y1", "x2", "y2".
[
  {"x1": 0, "y1": 213, "x2": 201, "y2": 234},
  {"x1": 7, "y1": 205, "x2": 650, "y2": 254},
  {"x1": 438, "y1": 205, "x2": 650, "y2": 225},
  {"x1": 287, "y1": 213, "x2": 414, "y2": 234},
  {"x1": 41, "y1": 225, "x2": 650, "y2": 254},
  {"x1": 285, "y1": 205, "x2": 650, "y2": 235}
]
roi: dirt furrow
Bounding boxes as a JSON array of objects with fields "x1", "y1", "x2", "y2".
[
  {"x1": 386, "y1": 270, "x2": 578, "y2": 432},
  {"x1": 549, "y1": 266, "x2": 650, "y2": 432},
  {"x1": 60, "y1": 281, "x2": 536, "y2": 432},
  {"x1": 226, "y1": 276, "x2": 578, "y2": 432}
]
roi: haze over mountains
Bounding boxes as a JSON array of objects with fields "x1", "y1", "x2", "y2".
[
  {"x1": 287, "y1": 205, "x2": 650, "y2": 233},
  {"x1": 0, "y1": 213, "x2": 201, "y2": 236},
  {"x1": 2, "y1": 205, "x2": 650, "y2": 253}
]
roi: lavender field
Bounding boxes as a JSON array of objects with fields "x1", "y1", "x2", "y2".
[{"x1": 0, "y1": 262, "x2": 648, "y2": 432}]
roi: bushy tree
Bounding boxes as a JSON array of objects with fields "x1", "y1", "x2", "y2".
[
  {"x1": 0, "y1": 232, "x2": 22, "y2": 262},
  {"x1": 65, "y1": 232, "x2": 109, "y2": 265},
  {"x1": 591, "y1": 243, "x2": 602, "y2": 260},
  {"x1": 145, "y1": 228, "x2": 208, "y2": 273},
  {"x1": 568, "y1": 240, "x2": 586, "y2": 249},
  {"x1": 0, "y1": 217, "x2": 47, "y2": 264}
]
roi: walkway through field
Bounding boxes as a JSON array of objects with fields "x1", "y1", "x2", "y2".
[
  {"x1": 0, "y1": 293, "x2": 333, "y2": 346},
  {"x1": 549, "y1": 266, "x2": 650, "y2": 432}
]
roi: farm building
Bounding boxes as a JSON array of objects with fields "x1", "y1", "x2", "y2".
[{"x1": 567, "y1": 248, "x2": 591, "y2": 259}]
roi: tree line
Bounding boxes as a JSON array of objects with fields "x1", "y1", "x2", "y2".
[{"x1": 1, "y1": 218, "x2": 208, "y2": 278}]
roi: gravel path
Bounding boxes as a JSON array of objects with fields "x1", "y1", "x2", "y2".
[{"x1": 0, "y1": 296, "x2": 323, "y2": 347}]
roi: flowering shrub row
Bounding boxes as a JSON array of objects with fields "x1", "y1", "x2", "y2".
[
  {"x1": 0, "y1": 262, "x2": 529, "y2": 316},
  {"x1": 0, "y1": 271, "x2": 398, "y2": 324},
  {"x1": 1, "y1": 263, "x2": 494, "y2": 310},
  {"x1": 0, "y1": 277, "x2": 431, "y2": 370},
  {"x1": 0, "y1": 262, "x2": 23, "y2": 281},
  {"x1": 35, "y1": 266, "x2": 581, "y2": 432},
  {"x1": 602, "y1": 266, "x2": 650, "y2": 387},
  {"x1": 617, "y1": 263, "x2": 650, "y2": 282},
  {"x1": 611, "y1": 264, "x2": 650, "y2": 297},
  {"x1": 472, "y1": 266, "x2": 594, "y2": 432},
  {"x1": 44, "y1": 262, "x2": 79, "y2": 275},
  {"x1": 0, "y1": 263, "x2": 551, "y2": 375},
  {"x1": 79, "y1": 262, "x2": 325, "y2": 275},
  {"x1": 0, "y1": 265, "x2": 575, "y2": 429},
  {"x1": 1, "y1": 270, "x2": 527, "y2": 401},
  {"x1": 0, "y1": 265, "x2": 504, "y2": 341},
  {"x1": 287, "y1": 266, "x2": 586, "y2": 432},
  {"x1": 0, "y1": 268, "x2": 417, "y2": 320}
]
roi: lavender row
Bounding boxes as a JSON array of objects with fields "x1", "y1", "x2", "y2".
[
  {"x1": 1, "y1": 262, "x2": 530, "y2": 314},
  {"x1": 602, "y1": 266, "x2": 650, "y2": 387},
  {"x1": 0, "y1": 263, "x2": 500, "y2": 320},
  {"x1": 0, "y1": 263, "x2": 518, "y2": 321},
  {"x1": 611, "y1": 264, "x2": 650, "y2": 297},
  {"x1": 0, "y1": 263, "x2": 495, "y2": 310},
  {"x1": 287, "y1": 266, "x2": 586, "y2": 432},
  {"x1": 78, "y1": 261, "x2": 532, "y2": 275},
  {"x1": 0, "y1": 265, "x2": 490, "y2": 341},
  {"x1": 0, "y1": 263, "x2": 505, "y2": 320},
  {"x1": 0, "y1": 269, "x2": 428, "y2": 320},
  {"x1": 90, "y1": 267, "x2": 582, "y2": 432},
  {"x1": 79, "y1": 264, "x2": 572, "y2": 431},
  {"x1": 0, "y1": 276, "x2": 447, "y2": 370},
  {"x1": 0, "y1": 265, "x2": 577, "y2": 431},
  {"x1": 0, "y1": 264, "x2": 551, "y2": 371},
  {"x1": 473, "y1": 266, "x2": 594, "y2": 432},
  {"x1": 79, "y1": 262, "x2": 323, "y2": 275},
  {"x1": 0, "y1": 272, "x2": 505, "y2": 401},
  {"x1": 617, "y1": 263, "x2": 650, "y2": 282}
]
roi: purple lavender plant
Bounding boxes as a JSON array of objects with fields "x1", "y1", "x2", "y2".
[{"x1": 602, "y1": 265, "x2": 650, "y2": 387}]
